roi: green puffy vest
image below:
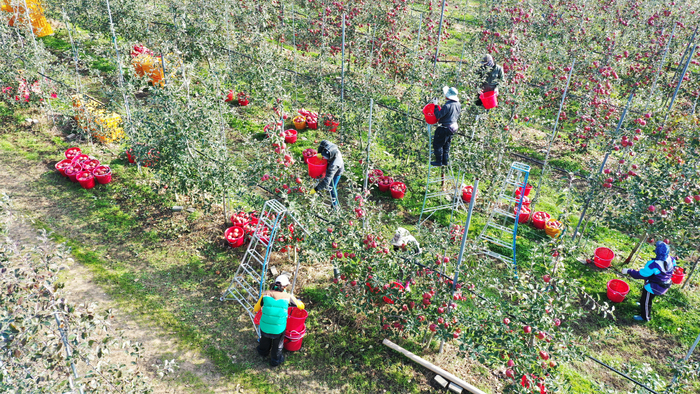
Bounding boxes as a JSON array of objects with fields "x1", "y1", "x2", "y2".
[{"x1": 259, "y1": 296, "x2": 289, "y2": 335}]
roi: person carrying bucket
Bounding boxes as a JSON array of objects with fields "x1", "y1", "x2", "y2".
[
  {"x1": 254, "y1": 274, "x2": 305, "y2": 366},
  {"x1": 474, "y1": 54, "x2": 504, "y2": 108},
  {"x1": 430, "y1": 87, "x2": 462, "y2": 169},
  {"x1": 309, "y1": 140, "x2": 344, "y2": 208},
  {"x1": 621, "y1": 241, "x2": 676, "y2": 322}
]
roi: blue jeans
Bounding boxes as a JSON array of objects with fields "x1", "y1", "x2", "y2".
[{"x1": 330, "y1": 173, "x2": 341, "y2": 206}]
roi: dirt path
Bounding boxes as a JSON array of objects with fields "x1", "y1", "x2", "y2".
[{"x1": 0, "y1": 155, "x2": 240, "y2": 394}]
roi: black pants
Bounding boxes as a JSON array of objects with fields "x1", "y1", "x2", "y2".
[
  {"x1": 639, "y1": 287, "x2": 656, "y2": 322},
  {"x1": 432, "y1": 126, "x2": 454, "y2": 166},
  {"x1": 257, "y1": 331, "x2": 285, "y2": 366}
]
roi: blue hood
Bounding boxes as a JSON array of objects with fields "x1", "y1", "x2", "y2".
[{"x1": 654, "y1": 241, "x2": 669, "y2": 261}]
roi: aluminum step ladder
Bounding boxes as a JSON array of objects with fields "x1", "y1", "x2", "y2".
[
  {"x1": 221, "y1": 199, "x2": 305, "y2": 337},
  {"x1": 477, "y1": 162, "x2": 530, "y2": 277},
  {"x1": 418, "y1": 125, "x2": 467, "y2": 227}
]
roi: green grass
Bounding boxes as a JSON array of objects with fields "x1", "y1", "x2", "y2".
[
  {"x1": 40, "y1": 34, "x2": 72, "y2": 52},
  {"x1": 89, "y1": 56, "x2": 116, "y2": 73}
]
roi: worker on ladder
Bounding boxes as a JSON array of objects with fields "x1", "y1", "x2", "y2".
[
  {"x1": 254, "y1": 274, "x2": 305, "y2": 367},
  {"x1": 430, "y1": 86, "x2": 462, "y2": 169},
  {"x1": 309, "y1": 140, "x2": 344, "y2": 208}
]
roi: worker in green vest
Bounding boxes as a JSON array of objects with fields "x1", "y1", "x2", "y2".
[{"x1": 254, "y1": 274, "x2": 305, "y2": 366}]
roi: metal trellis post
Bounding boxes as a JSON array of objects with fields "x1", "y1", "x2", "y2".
[
  {"x1": 104, "y1": 0, "x2": 132, "y2": 123},
  {"x1": 363, "y1": 98, "x2": 374, "y2": 195},
  {"x1": 572, "y1": 91, "x2": 635, "y2": 241},
  {"x1": 531, "y1": 58, "x2": 575, "y2": 210},
  {"x1": 432, "y1": 0, "x2": 447, "y2": 74},
  {"x1": 661, "y1": 44, "x2": 697, "y2": 126}
]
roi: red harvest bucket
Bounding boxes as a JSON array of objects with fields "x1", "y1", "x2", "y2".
[
  {"x1": 307, "y1": 156, "x2": 328, "y2": 179},
  {"x1": 423, "y1": 103, "x2": 440, "y2": 124},
  {"x1": 531, "y1": 211, "x2": 550, "y2": 229},
  {"x1": 225, "y1": 226, "x2": 246, "y2": 247},
  {"x1": 514, "y1": 206, "x2": 530, "y2": 224},
  {"x1": 71, "y1": 154, "x2": 90, "y2": 166},
  {"x1": 594, "y1": 247, "x2": 615, "y2": 269},
  {"x1": 515, "y1": 183, "x2": 533, "y2": 198},
  {"x1": 462, "y1": 186, "x2": 476, "y2": 203},
  {"x1": 390, "y1": 182, "x2": 407, "y2": 199},
  {"x1": 377, "y1": 177, "x2": 394, "y2": 193},
  {"x1": 64, "y1": 165, "x2": 81, "y2": 182},
  {"x1": 92, "y1": 166, "x2": 112, "y2": 184},
  {"x1": 283, "y1": 328, "x2": 306, "y2": 351},
  {"x1": 606, "y1": 279, "x2": 630, "y2": 303},
  {"x1": 672, "y1": 267, "x2": 685, "y2": 285},
  {"x1": 480, "y1": 91, "x2": 498, "y2": 109},
  {"x1": 64, "y1": 147, "x2": 81, "y2": 160},
  {"x1": 76, "y1": 171, "x2": 95, "y2": 189},
  {"x1": 286, "y1": 307, "x2": 308, "y2": 332},
  {"x1": 520, "y1": 196, "x2": 531, "y2": 208},
  {"x1": 284, "y1": 129, "x2": 298, "y2": 144},
  {"x1": 55, "y1": 159, "x2": 73, "y2": 176}
]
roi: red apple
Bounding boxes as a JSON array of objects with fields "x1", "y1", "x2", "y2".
[{"x1": 523, "y1": 325, "x2": 532, "y2": 334}]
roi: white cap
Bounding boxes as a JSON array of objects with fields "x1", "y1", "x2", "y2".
[
  {"x1": 275, "y1": 274, "x2": 290, "y2": 287},
  {"x1": 443, "y1": 86, "x2": 459, "y2": 101}
]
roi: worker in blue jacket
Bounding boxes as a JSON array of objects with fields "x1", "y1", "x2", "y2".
[
  {"x1": 622, "y1": 241, "x2": 676, "y2": 322},
  {"x1": 254, "y1": 275, "x2": 305, "y2": 366},
  {"x1": 431, "y1": 86, "x2": 461, "y2": 167}
]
